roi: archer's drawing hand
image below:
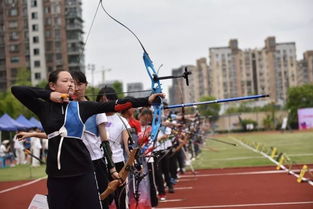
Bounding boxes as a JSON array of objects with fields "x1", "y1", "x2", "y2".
[{"x1": 50, "y1": 92, "x2": 70, "y2": 103}]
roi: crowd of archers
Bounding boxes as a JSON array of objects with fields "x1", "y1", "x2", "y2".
[{"x1": 11, "y1": 69, "x2": 205, "y2": 209}]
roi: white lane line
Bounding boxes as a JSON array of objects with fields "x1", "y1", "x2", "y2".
[
  {"x1": 157, "y1": 201, "x2": 313, "y2": 209},
  {"x1": 160, "y1": 199, "x2": 183, "y2": 203},
  {"x1": 0, "y1": 176, "x2": 47, "y2": 194},
  {"x1": 174, "y1": 186, "x2": 193, "y2": 190},
  {"x1": 231, "y1": 137, "x2": 313, "y2": 186},
  {"x1": 181, "y1": 169, "x2": 298, "y2": 178},
  {"x1": 210, "y1": 153, "x2": 313, "y2": 161}
]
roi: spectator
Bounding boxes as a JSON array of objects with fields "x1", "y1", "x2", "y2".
[
  {"x1": 0, "y1": 140, "x2": 15, "y2": 167},
  {"x1": 13, "y1": 131, "x2": 26, "y2": 165}
]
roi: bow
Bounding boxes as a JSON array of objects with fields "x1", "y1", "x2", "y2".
[{"x1": 99, "y1": 1, "x2": 191, "y2": 155}]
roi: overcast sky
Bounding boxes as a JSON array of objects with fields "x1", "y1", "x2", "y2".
[{"x1": 82, "y1": 0, "x2": 313, "y2": 94}]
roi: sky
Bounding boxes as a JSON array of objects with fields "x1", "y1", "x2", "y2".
[{"x1": 82, "y1": 0, "x2": 313, "y2": 94}]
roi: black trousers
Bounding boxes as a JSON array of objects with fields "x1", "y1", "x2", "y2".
[
  {"x1": 93, "y1": 158, "x2": 111, "y2": 209},
  {"x1": 47, "y1": 172, "x2": 102, "y2": 209}
]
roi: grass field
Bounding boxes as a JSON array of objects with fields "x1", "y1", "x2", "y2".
[
  {"x1": 0, "y1": 130, "x2": 312, "y2": 181},
  {"x1": 0, "y1": 164, "x2": 46, "y2": 182},
  {"x1": 192, "y1": 130, "x2": 313, "y2": 169}
]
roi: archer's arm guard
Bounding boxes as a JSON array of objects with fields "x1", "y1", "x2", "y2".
[
  {"x1": 114, "y1": 97, "x2": 150, "y2": 112},
  {"x1": 101, "y1": 141, "x2": 115, "y2": 169}
]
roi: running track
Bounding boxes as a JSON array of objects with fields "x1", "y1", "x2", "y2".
[{"x1": 0, "y1": 166, "x2": 312, "y2": 209}]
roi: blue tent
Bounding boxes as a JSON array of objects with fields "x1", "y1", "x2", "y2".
[
  {"x1": 0, "y1": 120, "x2": 16, "y2": 131},
  {"x1": 16, "y1": 114, "x2": 36, "y2": 129},
  {"x1": 0, "y1": 114, "x2": 27, "y2": 131},
  {"x1": 29, "y1": 117, "x2": 43, "y2": 130}
]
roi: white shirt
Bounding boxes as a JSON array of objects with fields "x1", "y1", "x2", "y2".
[
  {"x1": 31, "y1": 137, "x2": 42, "y2": 149},
  {"x1": 154, "y1": 126, "x2": 172, "y2": 151},
  {"x1": 13, "y1": 135, "x2": 24, "y2": 150},
  {"x1": 82, "y1": 113, "x2": 108, "y2": 161},
  {"x1": 105, "y1": 114, "x2": 130, "y2": 163}
]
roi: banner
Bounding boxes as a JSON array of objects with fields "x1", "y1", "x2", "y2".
[{"x1": 297, "y1": 108, "x2": 313, "y2": 130}]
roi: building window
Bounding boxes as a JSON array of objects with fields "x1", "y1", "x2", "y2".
[
  {"x1": 32, "y1": 24, "x2": 39, "y2": 31},
  {"x1": 33, "y1": 48, "x2": 40, "y2": 55},
  {"x1": 11, "y1": 57, "x2": 19, "y2": 63},
  {"x1": 9, "y1": 8, "x2": 18, "y2": 16},
  {"x1": 34, "y1": 60, "x2": 40, "y2": 67},
  {"x1": 31, "y1": 0, "x2": 37, "y2": 7},
  {"x1": 34, "y1": 72, "x2": 41, "y2": 80},
  {"x1": 56, "y1": 53, "x2": 62, "y2": 60},
  {"x1": 31, "y1": 12, "x2": 38, "y2": 19},
  {"x1": 11, "y1": 68, "x2": 18, "y2": 77},
  {"x1": 33, "y1": 36, "x2": 39, "y2": 43},
  {"x1": 8, "y1": 21, "x2": 18, "y2": 28},
  {"x1": 10, "y1": 32, "x2": 19, "y2": 40},
  {"x1": 9, "y1": 44, "x2": 19, "y2": 52}
]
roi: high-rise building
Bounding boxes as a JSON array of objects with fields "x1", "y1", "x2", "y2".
[
  {"x1": 169, "y1": 66, "x2": 195, "y2": 105},
  {"x1": 0, "y1": 0, "x2": 84, "y2": 90},
  {"x1": 209, "y1": 39, "x2": 243, "y2": 100},
  {"x1": 209, "y1": 37, "x2": 297, "y2": 105},
  {"x1": 297, "y1": 50, "x2": 313, "y2": 85}
]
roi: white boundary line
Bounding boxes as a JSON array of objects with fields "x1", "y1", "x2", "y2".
[
  {"x1": 157, "y1": 201, "x2": 313, "y2": 209},
  {"x1": 174, "y1": 186, "x2": 193, "y2": 190},
  {"x1": 181, "y1": 169, "x2": 303, "y2": 178},
  {"x1": 0, "y1": 176, "x2": 47, "y2": 194},
  {"x1": 231, "y1": 137, "x2": 313, "y2": 186}
]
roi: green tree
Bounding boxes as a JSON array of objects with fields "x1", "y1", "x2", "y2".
[
  {"x1": 0, "y1": 68, "x2": 34, "y2": 118},
  {"x1": 197, "y1": 95, "x2": 220, "y2": 124},
  {"x1": 111, "y1": 81, "x2": 124, "y2": 98},
  {"x1": 286, "y1": 84, "x2": 313, "y2": 129}
]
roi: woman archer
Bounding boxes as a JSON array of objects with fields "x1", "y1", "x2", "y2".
[{"x1": 11, "y1": 69, "x2": 164, "y2": 209}]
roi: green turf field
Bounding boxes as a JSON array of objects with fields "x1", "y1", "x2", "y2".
[
  {"x1": 0, "y1": 130, "x2": 312, "y2": 181},
  {"x1": 192, "y1": 130, "x2": 313, "y2": 169},
  {"x1": 0, "y1": 164, "x2": 46, "y2": 181}
]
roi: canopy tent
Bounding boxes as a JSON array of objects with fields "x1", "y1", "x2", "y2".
[
  {"x1": 16, "y1": 114, "x2": 36, "y2": 129},
  {"x1": 0, "y1": 120, "x2": 16, "y2": 131},
  {"x1": 29, "y1": 117, "x2": 43, "y2": 130},
  {"x1": 0, "y1": 114, "x2": 28, "y2": 131}
]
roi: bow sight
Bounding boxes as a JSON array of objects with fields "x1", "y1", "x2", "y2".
[{"x1": 153, "y1": 67, "x2": 192, "y2": 86}]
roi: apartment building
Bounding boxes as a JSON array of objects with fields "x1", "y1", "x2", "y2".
[
  {"x1": 169, "y1": 65, "x2": 195, "y2": 105},
  {"x1": 209, "y1": 37, "x2": 297, "y2": 105},
  {"x1": 297, "y1": 50, "x2": 313, "y2": 85},
  {"x1": 0, "y1": 0, "x2": 29, "y2": 89},
  {"x1": 0, "y1": 0, "x2": 84, "y2": 90}
]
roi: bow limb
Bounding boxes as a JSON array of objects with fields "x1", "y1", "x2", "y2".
[{"x1": 100, "y1": 147, "x2": 139, "y2": 200}]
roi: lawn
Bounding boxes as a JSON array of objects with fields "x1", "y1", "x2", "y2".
[
  {"x1": 1, "y1": 130, "x2": 312, "y2": 181},
  {"x1": 0, "y1": 164, "x2": 46, "y2": 182},
  {"x1": 192, "y1": 130, "x2": 313, "y2": 169}
]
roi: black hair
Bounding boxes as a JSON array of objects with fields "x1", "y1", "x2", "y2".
[
  {"x1": 70, "y1": 71, "x2": 88, "y2": 84},
  {"x1": 96, "y1": 86, "x2": 118, "y2": 102},
  {"x1": 46, "y1": 69, "x2": 67, "y2": 89},
  {"x1": 48, "y1": 69, "x2": 66, "y2": 83}
]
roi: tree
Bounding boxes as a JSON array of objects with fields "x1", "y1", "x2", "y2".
[
  {"x1": 197, "y1": 96, "x2": 220, "y2": 132},
  {"x1": 111, "y1": 81, "x2": 124, "y2": 98},
  {"x1": 0, "y1": 68, "x2": 35, "y2": 118},
  {"x1": 286, "y1": 84, "x2": 313, "y2": 129}
]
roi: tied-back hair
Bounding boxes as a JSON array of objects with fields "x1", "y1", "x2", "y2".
[
  {"x1": 96, "y1": 86, "x2": 118, "y2": 102},
  {"x1": 46, "y1": 69, "x2": 67, "y2": 89}
]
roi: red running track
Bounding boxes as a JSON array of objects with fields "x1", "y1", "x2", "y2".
[
  {"x1": 158, "y1": 166, "x2": 313, "y2": 209},
  {"x1": 0, "y1": 166, "x2": 312, "y2": 209}
]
